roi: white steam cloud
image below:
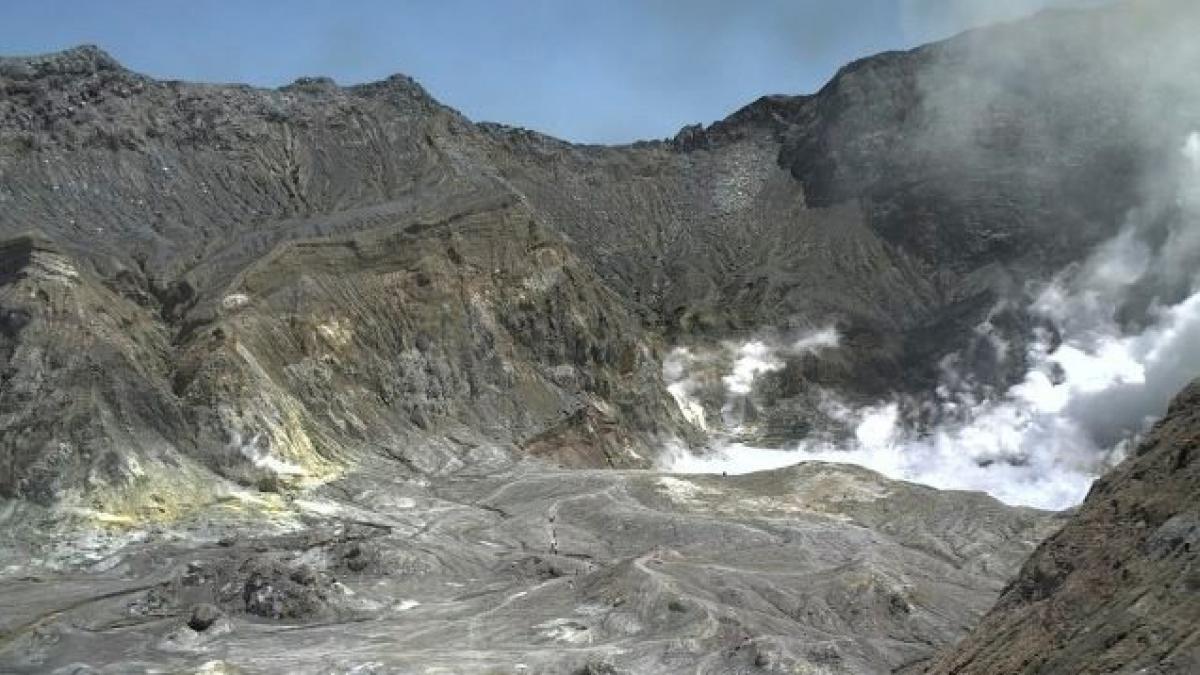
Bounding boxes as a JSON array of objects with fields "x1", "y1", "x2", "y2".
[
  {"x1": 665, "y1": 133, "x2": 1200, "y2": 511},
  {"x1": 664, "y1": 347, "x2": 711, "y2": 430},
  {"x1": 723, "y1": 341, "x2": 784, "y2": 396},
  {"x1": 899, "y1": 0, "x2": 1114, "y2": 42},
  {"x1": 664, "y1": 327, "x2": 840, "y2": 432}
]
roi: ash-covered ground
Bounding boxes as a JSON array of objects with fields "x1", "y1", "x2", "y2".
[{"x1": 0, "y1": 458, "x2": 1057, "y2": 674}]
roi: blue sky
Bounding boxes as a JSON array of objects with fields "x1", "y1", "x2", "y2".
[{"x1": 1, "y1": 0, "x2": 1105, "y2": 143}]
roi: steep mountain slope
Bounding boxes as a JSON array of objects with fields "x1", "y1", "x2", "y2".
[
  {"x1": 484, "y1": 0, "x2": 1200, "y2": 427},
  {"x1": 928, "y1": 379, "x2": 1200, "y2": 673},
  {"x1": 0, "y1": 48, "x2": 698, "y2": 507},
  {"x1": 0, "y1": 194, "x2": 688, "y2": 508},
  {"x1": 5, "y1": 2, "x2": 1200, "y2": 506}
]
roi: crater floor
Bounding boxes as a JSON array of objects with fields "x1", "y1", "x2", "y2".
[{"x1": 0, "y1": 459, "x2": 1059, "y2": 674}]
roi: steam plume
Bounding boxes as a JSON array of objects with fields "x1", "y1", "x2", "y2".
[{"x1": 665, "y1": 132, "x2": 1200, "y2": 510}]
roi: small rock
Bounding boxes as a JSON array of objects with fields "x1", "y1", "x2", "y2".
[
  {"x1": 188, "y1": 603, "x2": 223, "y2": 632},
  {"x1": 290, "y1": 564, "x2": 317, "y2": 585}
]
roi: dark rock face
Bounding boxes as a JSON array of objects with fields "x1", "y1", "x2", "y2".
[
  {"x1": 473, "y1": 0, "x2": 1200, "y2": 421},
  {"x1": 0, "y1": 235, "x2": 189, "y2": 504},
  {"x1": 0, "y1": 204, "x2": 681, "y2": 506},
  {"x1": 927, "y1": 379, "x2": 1200, "y2": 674},
  {"x1": 0, "y1": 42, "x2": 709, "y2": 505}
]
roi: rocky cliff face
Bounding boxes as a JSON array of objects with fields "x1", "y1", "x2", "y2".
[
  {"x1": 928, "y1": 378, "x2": 1200, "y2": 673},
  {"x1": 0, "y1": 46, "x2": 704, "y2": 507}
]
